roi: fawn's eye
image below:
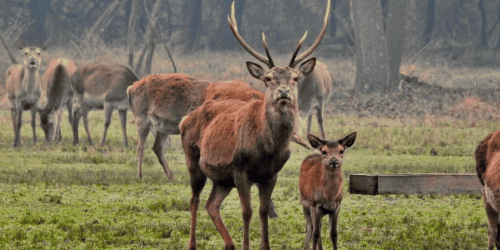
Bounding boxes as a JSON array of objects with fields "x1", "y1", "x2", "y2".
[
  {"x1": 340, "y1": 150, "x2": 344, "y2": 154},
  {"x1": 24, "y1": 52, "x2": 28, "y2": 55},
  {"x1": 322, "y1": 151, "x2": 327, "y2": 155},
  {"x1": 37, "y1": 52, "x2": 40, "y2": 55},
  {"x1": 293, "y1": 77, "x2": 298, "y2": 82}
]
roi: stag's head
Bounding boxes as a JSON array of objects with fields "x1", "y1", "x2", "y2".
[
  {"x1": 16, "y1": 40, "x2": 50, "y2": 70},
  {"x1": 307, "y1": 132, "x2": 357, "y2": 169},
  {"x1": 228, "y1": 0, "x2": 330, "y2": 111}
]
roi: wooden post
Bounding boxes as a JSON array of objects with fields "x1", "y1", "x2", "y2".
[{"x1": 349, "y1": 174, "x2": 482, "y2": 195}]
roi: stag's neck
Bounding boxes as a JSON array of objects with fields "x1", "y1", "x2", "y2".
[
  {"x1": 261, "y1": 97, "x2": 298, "y2": 152},
  {"x1": 321, "y1": 167, "x2": 343, "y2": 199},
  {"x1": 22, "y1": 67, "x2": 40, "y2": 100}
]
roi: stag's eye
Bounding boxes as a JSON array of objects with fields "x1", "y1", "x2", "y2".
[
  {"x1": 322, "y1": 151, "x2": 327, "y2": 155},
  {"x1": 265, "y1": 76, "x2": 272, "y2": 82},
  {"x1": 24, "y1": 52, "x2": 28, "y2": 55},
  {"x1": 37, "y1": 52, "x2": 40, "y2": 55},
  {"x1": 293, "y1": 77, "x2": 298, "y2": 82}
]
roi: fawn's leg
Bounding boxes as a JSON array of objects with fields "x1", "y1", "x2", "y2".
[
  {"x1": 329, "y1": 206, "x2": 341, "y2": 250},
  {"x1": 303, "y1": 206, "x2": 313, "y2": 250}
]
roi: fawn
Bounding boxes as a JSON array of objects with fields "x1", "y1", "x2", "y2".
[{"x1": 300, "y1": 132, "x2": 356, "y2": 250}]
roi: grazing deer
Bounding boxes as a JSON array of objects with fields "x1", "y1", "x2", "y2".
[
  {"x1": 298, "y1": 62, "x2": 332, "y2": 139},
  {"x1": 71, "y1": 64, "x2": 139, "y2": 147},
  {"x1": 5, "y1": 40, "x2": 50, "y2": 147},
  {"x1": 179, "y1": 0, "x2": 330, "y2": 249},
  {"x1": 475, "y1": 131, "x2": 500, "y2": 250},
  {"x1": 38, "y1": 58, "x2": 77, "y2": 142},
  {"x1": 300, "y1": 132, "x2": 356, "y2": 250}
]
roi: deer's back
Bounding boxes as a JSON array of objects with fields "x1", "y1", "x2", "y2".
[
  {"x1": 476, "y1": 131, "x2": 500, "y2": 212},
  {"x1": 206, "y1": 80, "x2": 264, "y2": 102},
  {"x1": 72, "y1": 64, "x2": 138, "y2": 103},
  {"x1": 6, "y1": 65, "x2": 25, "y2": 101},
  {"x1": 42, "y1": 58, "x2": 76, "y2": 99},
  {"x1": 299, "y1": 154, "x2": 324, "y2": 204}
]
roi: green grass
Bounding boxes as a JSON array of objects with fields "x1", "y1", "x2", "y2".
[{"x1": 0, "y1": 109, "x2": 493, "y2": 249}]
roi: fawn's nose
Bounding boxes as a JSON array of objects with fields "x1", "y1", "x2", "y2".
[{"x1": 329, "y1": 158, "x2": 339, "y2": 167}]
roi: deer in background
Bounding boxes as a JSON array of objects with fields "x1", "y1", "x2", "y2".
[
  {"x1": 475, "y1": 131, "x2": 500, "y2": 250},
  {"x1": 38, "y1": 58, "x2": 77, "y2": 142},
  {"x1": 300, "y1": 132, "x2": 356, "y2": 250},
  {"x1": 179, "y1": 0, "x2": 330, "y2": 249},
  {"x1": 5, "y1": 40, "x2": 50, "y2": 147},
  {"x1": 71, "y1": 64, "x2": 139, "y2": 147}
]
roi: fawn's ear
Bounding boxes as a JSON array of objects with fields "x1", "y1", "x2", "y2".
[
  {"x1": 299, "y1": 57, "x2": 316, "y2": 76},
  {"x1": 340, "y1": 132, "x2": 357, "y2": 149},
  {"x1": 16, "y1": 40, "x2": 25, "y2": 50},
  {"x1": 307, "y1": 133, "x2": 325, "y2": 149},
  {"x1": 41, "y1": 40, "x2": 51, "y2": 51},
  {"x1": 246, "y1": 61, "x2": 264, "y2": 80}
]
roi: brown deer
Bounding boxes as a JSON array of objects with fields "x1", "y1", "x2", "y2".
[
  {"x1": 300, "y1": 132, "x2": 356, "y2": 250},
  {"x1": 179, "y1": 0, "x2": 330, "y2": 249},
  {"x1": 5, "y1": 40, "x2": 50, "y2": 147},
  {"x1": 298, "y1": 62, "x2": 332, "y2": 139},
  {"x1": 71, "y1": 63, "x2": 139, "y2": 147},
  {"x1": 38, "y1": 58, "x2": 77, "y2": 142},
  {"x1": 475, "y1": 131, "x2": 500, "y2": 250}
]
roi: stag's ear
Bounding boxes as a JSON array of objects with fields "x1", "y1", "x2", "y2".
[
  {"x1": 307, "y1": 133, "x2": 325, "y2": 149},
  {"x1": 16, "y1": 40, "x2": 25, "y2": 50},
  {"x1": 340, "y1": 132, "x2": 357, "y2": 149},
  {"x1": 299, "y1": 57, "x2": 316, "y2": 76},
  {"x1": 246, "y1": 61, "x2": 264, "y2": 80},
  {"x1": 41, "y1": 40, "x2": 51, "y2": 51}
]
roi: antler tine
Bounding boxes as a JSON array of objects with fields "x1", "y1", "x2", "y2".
[
  {"x1": 291, "y1": 0, "x2": 331, "y2": 68},
  {"x1": 288, "y1": 31, "x2": 308, "y2": 67},
  {"x1": 228, "y1": 1, "x2": 272, "y2": 68},
  {"x1": 262, "y1": 33, "x2": 275, "y2": 68}
]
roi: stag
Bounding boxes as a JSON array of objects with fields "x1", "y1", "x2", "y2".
[
  {"x1": 475, "y1": 131, "x2": 500, "y2": 250},
  {"x1": 5, "y1": 40, "x2": 50, "y2": 147},
  {"x1": 38, "y1": 58, "x2": 77, "y2": 142},
  {"x1": 179, "y1": 1, "x2": 330, "y2": 249},
  {"x1": 71, "y1": 64, "x2": 139, "y2": 147},
  {"x1": 300, "y1": 132, "x2": 356, "y2": 250}
]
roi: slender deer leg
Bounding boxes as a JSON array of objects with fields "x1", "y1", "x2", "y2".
[
  {"x1": 14, "y1": 107, "x2": 24, "y2": 147},
  {"x1": 311, "y1": 206, "x2": 324, "y2": 250},
  {"x1": 307, "y1": 112, "x2": 313, "y2": 135},
  {"x1": 118, "y1": 109, "x2": 128, "y2": 147},
  {"x1": 206, "y1": 184, "x2": 234, "y2": 250},
  {"x1": 55, "y1": 110, "x2": 63, "y2": 141},
  {"x1": 187, "y1": 154, "x2": 207, "y2": 250},
  {"x1": 329, "y1": 206, "x2": 340, "y2": 250},
  {"x1": 254, "y1": 183, "x2": 278, "y2": 218},
  {"x1": 30, "y1": 103, "x2": 37, "y2": 144},
  {"x1": 256, "y1": 177, "x2": 278, "y2": 250},
  {"x1": 152, "y1": 132, "x2": 175, "y2": 181},
  {"x1": 484, "y1": 190, "x2": 500, "y2": 250},
  {"x1": 136, "y1": 119, "x2": 150, "y2": 179},
  {"x1": 315, "y1": 100, "x2": 327, "y2": 139},
  {"x1": 73, "y1": 107, "x2": 82, "y2": 145},
  {"x1": 66, "y1": 99, "x2": 74, "y2": 136},
  {"x1": 235, "y1": 174, "x2": 253, "y2": 250},
  {"x1": 10, "y1": 108, "x2": 18, "y2": 146},
  {"x1": 82, "y1": 107, "x2": 94, "y2": 146},
  {"x1": 303, "y1": 206, "x2": 313, "y2": 250},
  {"x1": 99, "y1": 104, "x2": 114, "y2": 147}
]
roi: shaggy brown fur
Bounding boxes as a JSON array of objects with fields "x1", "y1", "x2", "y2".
[
  {"x1": 6, "y1": 40, "x2": 50, "y2": 147},
  {"x1": 38, "y1": 58, "x2": 77, "y2": 142},
  {"x1": 71, "y1": 63, "x2": 139, "y2": 147},
  {"x1": 475, "y1": 131, "x2": 500, "y2": 249},
  {"x1": 300, "y1": 132, "x2": 356, "y2": 250}
]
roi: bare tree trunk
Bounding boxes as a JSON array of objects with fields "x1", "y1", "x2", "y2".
[
  {"x1": 135, "y1": 44, "x2": 148, "y2": 75},
  {"x1": 214, "y1": 0, "x2": 245, "y2": 50},
  {"x1": 128, "y1": 0, "x2": 140, "y2": 69},
  {"x1": 351, "y1": 0, "x2": 390, "y2": 93},
  {"x1": 0, "y1": 32, "x2": 18, "y2": 64},
  {"x1": 478, "y1": 0, "x2": 488, "y2": 48},
  {"x1": 87, "y1": 0, "x2": 126, "y2": 39},
  {"x1": 386, "y1": 0, "x2": 407, "y2": 90},
  {"x1": 422, "y1": 0, "x2": 436, "y2": 47},
  {"x1": 143, "y1": 0, "x2": 163, "y2": 76},
  {"x1": 183, "y1": 0, "x2": 202, "y2": 51}
]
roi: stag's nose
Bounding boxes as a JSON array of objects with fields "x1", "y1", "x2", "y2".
[
  {"x1": 277, "y1": 87, "x2": 290, "y2": 99},
  {"x1": 328, "y1": 158, "x2": 339, "y2": 167}
]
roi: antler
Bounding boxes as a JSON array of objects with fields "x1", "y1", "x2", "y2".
[
  {"x1": 289, "y1": 0, "x2": 331, "y2": 68},
  {"x1": 228, "y1": 1, "x2": 275, "y2": 68}
]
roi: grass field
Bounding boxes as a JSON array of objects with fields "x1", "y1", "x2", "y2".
[{"x1": 0, "y1": 108, "x2": 493, "y2": 250}]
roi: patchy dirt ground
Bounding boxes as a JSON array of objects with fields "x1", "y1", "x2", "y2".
[{"x1": 326, "y1": 75, "x2": 500, "y2": 122}]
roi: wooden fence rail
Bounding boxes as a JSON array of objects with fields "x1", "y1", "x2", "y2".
[{"x1": 349, "y1": 173, "x2": 482, "y2": 195}]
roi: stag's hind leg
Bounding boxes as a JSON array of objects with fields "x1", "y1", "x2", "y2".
[
  {"x1": 206, "y1": 184, "x2": 234, "y2": 250},
  {"x1": 152, "y1": 132, "x2": 175, "y2": 181},
  {"x1": 256, "y1": 176, "x2": 278, "y2": 250},
  {"x1": 185, "y1": 144, "x2": 206, "y2": 250},
  {"x1": 118, "y1": 109, "x2": 128, "y2": 147}
]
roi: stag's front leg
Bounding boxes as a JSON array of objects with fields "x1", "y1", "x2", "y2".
[
  {"x1": 235, "y1": 173, "x2": 254, "y2": 250},
  {"x1": 30, "y1": 104, "x2": 37, "y2": 144},
  {"x1": 206, "y1": 184, "x2": 234, "y2": 250},
  {"x1": 256, "y1": 176, "x2": 278, "y2": 250}
]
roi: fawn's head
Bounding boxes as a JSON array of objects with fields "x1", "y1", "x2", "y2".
[
  {"x1": 228, "y1": 0, "x2": 330, "y2": 110},
  {"x1": 307, "y1": 132, "x2": 356, "y2": 169},
  {"x1": 16, "y1": 40, "x2": 50, "y2": 70}
]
